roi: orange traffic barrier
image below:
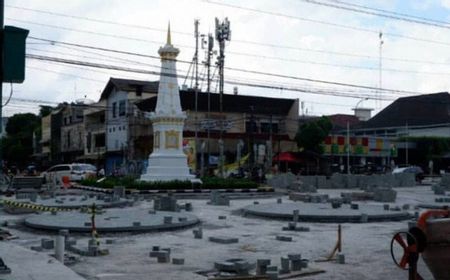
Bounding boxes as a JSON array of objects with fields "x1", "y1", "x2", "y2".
[{"x1": 62, "y1": 176, "x2": 71, "y2": 188}]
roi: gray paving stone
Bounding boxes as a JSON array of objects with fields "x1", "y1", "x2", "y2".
[
  {"x1": 209, "y1": 236, "x2": 239, "y2": 244},
  {"x1": 276, "y1": 235, "x2": 293, "y2": 242},
  {"x1": 41, "y1": 238, "x2": 54, "y2": 249},
  {"x1": 172, "y1": 258, "x2": 184, "y2": 265},
  {"x1": 337, "y1": 253, "x2": 345, "y2": 264}
]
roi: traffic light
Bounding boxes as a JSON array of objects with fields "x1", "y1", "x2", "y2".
[{"x1": 3, "y1": 25, "x2": 29, "y2": 83}]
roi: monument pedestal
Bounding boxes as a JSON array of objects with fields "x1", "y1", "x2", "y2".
[{"x1": 140, "y1": 152, "x2": 199, "y2": 183}]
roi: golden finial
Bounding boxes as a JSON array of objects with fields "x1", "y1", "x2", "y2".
[{"x1": 167, "y1": 22, "x2": 172, "y2": 45}]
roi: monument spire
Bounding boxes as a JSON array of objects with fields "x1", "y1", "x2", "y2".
[{"x1": 167, "y1": 22, "x2": 171, "y2": 45}]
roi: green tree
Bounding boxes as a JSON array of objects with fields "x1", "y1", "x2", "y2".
[
  {"x1": 295, "y1": 116, "x2": 332, "y2": 154},
  {"x1": 39, "y1": 105, "x2": 54, "y2": 117},
  {"x1": 1, "y1": 113, "x2": 40, "y2": 168}
]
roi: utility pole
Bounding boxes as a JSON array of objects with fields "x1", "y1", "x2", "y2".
[
  {"x1": 378, "y1": 31, "x2": 383, "y2": 110},
  {"x1": 405, "y1": 122, "x2": 409, "y2": 165},
  {"x1": 215, "y1": 17, "x2": 231, "y2": 178},
  {"x1": 203, "y1": 33, "x2": 214, "y2": 175},
  {"x1": 266, "y1": 114, "x2": 273, "y2": 173},
  {"x1": 0, "y1": 0, "x2": 4, "y2": 183},
  {"x1": 249, "y1": 106, "x2": 255, "y2": 173},
  {"x1": 346, "y1": 121, "x2": 350, "y2": 175},
  {"x1": 193, "y1": 19, "x2": 199, "y2": 174}
]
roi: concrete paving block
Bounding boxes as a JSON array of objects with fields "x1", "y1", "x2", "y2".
[
  {"x1": 292, "y1": 210, "x2": 299, "y2": 222},
  {"x1": 276, "y1": 235, "x2": 293, "y2": 242},
  {"x1": 163, "y1": 216, "x2": 173, "y2": 224},
  {"x1": 0, "y1": 257, "x2": 11, "y2": 274},
  {"x1": 172, "y1": 258, "x2": 185, "y2": 265},
  {"x1": 161, "y1": 248, "x2": 171, "y2": 254},
  {"x1": 374, "y1": 188, "x2": 397, "y2": 202},
  {"x1": 185, "y1": 202, "x2": 193, "y2": 211},
  {"x1": 150, "y1": 251, "x2": 170, "y2": 259},
  {"x1": 193, "y1": 228, "x2": 203, "y2": 239},
  {"x1": 287, "y1": 254, "x2": 302, "y2": 261},
  {"x1": 256, "y1": 259, "x2": 271, "y2": 275},
  {"x1": 214, "y1": 261, "x2": 237, "y2": 272},
  {"x1": 41, "y1": 238, "x2": 54, "y2": 249},
  {"x1": 157, "y1": 255, "x2": 170, "y2": 263},
  {"x1": 337, "y1": 253, "x2": 345, "y2": 264},
  {"x1": 209, "y1": 236, "x2": 239, "y2": 244},
  {"x1": 267, "y1": 265, "x2": 278, "y2": 271},
  {"x1": 65, "y1": 237, "x2": 77, "y2": 247},
  {"x1": 360, "y1": 214, "x2": 369, "y2": 223},
  {"x1": 279, "y1": 256, "x2": 290, "y2": 274},
  {"x1": 31, "y1": 245, "x2": 43, "y2": 252},
  {"x1": 291, "y1": 259, "x2": 302, "y2": 271},
  {"x1": 440, "y1": 174, "x2": 450, "y2": 189},
  {"x1": 105, "y1": 239, "x2": 115, "y2": 244},
  {"x1": 301, "y1": 259, "x2": 309, "y2": 268},
  {"x1": 288, "y1": 221, "x2": 297, "y2": 230},
  {"x1": 178, "y1": 217, "x2": 187, "y2": 222}
]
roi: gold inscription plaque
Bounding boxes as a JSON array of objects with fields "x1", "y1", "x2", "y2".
[{"x1": 165, "y1": 130, "x2": 179, "y2": 149}]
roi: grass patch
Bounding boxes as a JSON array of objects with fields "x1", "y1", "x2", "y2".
[{"x1": 80, "y1": 176, "x2": 258, "y2": 190}]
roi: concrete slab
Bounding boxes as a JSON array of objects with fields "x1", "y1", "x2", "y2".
[
  {"x1": 243, "y1": 202, "x2": 410, "y2": 223},
  {"x1": 24, "y1": 208, "x2": 199, "y2": 232},
  {"x1": 0, "y1": 242, "x2": 85, "y2": 280}
]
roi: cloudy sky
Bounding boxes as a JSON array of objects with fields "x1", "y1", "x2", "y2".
[{"x1": 4, "y1": 0, "x2": 450, "y2": 117}]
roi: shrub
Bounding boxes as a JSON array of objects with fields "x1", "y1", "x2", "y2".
[{"x1": 80, "y1": 176, "x2": 258, "y2": 190}]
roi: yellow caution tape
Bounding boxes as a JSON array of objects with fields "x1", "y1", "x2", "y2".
[{"x1": 0, "y1": 199, "x2": 78, "y2": 212}]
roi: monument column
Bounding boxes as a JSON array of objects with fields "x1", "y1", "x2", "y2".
[{"x1": 140, "y1": 24, "x2": 198, "y2": 183}]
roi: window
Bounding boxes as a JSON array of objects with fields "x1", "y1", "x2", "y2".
[
  {"x1": 119, "y1": 100, "x2": 126, "y2": 116},
  {"x1": 112, "y1": 102, "x2": 117, "y2": 118},
  {"x1": 260, "y1": 123, "x2": 279, "y2": 134},
  {"x1": 246, "y1": 121, "x2": 258, "y2": 133},
  {"x1": 95, "y1": 133, "x2": 105, "y2": 147},
  {"x1": 136, "y1": 85, "x2": 143, "y2": 97}
]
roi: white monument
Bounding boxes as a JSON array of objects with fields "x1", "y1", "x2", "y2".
[{"x1": 140, "y1": 25, "x2": 198, "y2": 182}]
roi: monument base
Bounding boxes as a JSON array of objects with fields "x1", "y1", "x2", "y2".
[{"x1": 140, "y1": 152, "x2": 201, "y2": 183}]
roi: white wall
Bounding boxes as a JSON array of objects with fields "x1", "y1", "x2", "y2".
[{"x1": 106, "y1": 89, "x2": 128, "y2": 152}]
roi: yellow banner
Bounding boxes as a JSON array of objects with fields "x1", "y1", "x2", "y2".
[{"x1": 183, "y1": 138, "x2": 196, "y2": 170}]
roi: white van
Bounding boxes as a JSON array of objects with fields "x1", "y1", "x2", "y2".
[{"x1": 42, "y1": 163, "x2": 97, "y2": 185}]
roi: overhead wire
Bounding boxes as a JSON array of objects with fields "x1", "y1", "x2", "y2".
[
  {"x1": 299, "y1": 0, "x2": 450, "y2": 30},
  {"x1": 202, "y1": 0, "x2": 450, "y2": 47},
  {"x1": 10, "y1": 4, "x2": 450, "y2": 67},
  {"x1": 25, "y1": 38, "x2": 424, "y2": 95}
]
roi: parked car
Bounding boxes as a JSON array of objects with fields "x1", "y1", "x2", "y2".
[
  {"x1": 392, "y1": 166, "x2": 424, "y2": 182},
  {"x1": 42, "y1": 163, "x2": 97, "y2": 184}
]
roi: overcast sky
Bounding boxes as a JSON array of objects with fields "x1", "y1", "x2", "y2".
[{"x1": 4, "y1": 0, "x2": 450, "y2": 117}]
